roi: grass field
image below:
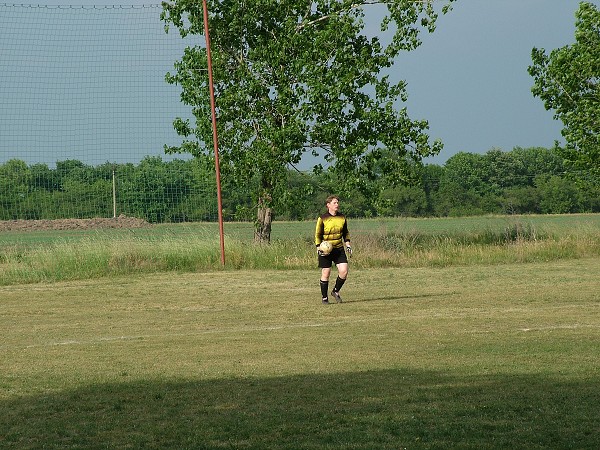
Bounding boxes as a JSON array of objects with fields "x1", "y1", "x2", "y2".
[
  {"x1": 1, "y1": 215, "x2": 600, "y2": 448},
  {"x1": 2, "y1": 213, "x2": 600, "y2": 246}
]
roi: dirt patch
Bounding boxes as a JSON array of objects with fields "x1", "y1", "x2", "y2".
[{"x1": 0, "y1": 215, "x2": 151, "y2": 232}]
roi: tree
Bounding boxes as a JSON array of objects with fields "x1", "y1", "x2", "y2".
[
  {"x1": 502, "y1": 186, "x2": 541, "y2": 215},
  {"x1": 161, "y1": 0, "x2": 455, "y2": 243},
  {"x1": 529, "y1": 2, "x2": 600, "y2": 176},
  {"x1": 536, "y1": 175, "x2": 583, "y2": 214},
  {"x1": 0, "y1": 159, "x2": 31, "y2": 220},
  {"x1": 483, "y1": 148, "x2": 526, "y2": 192},
  {"x1": 510, "y1": 146, "x2": 565, "y2": 186},
  {"x1": 420, "y1": 163, "x2": 444, "y2": 215},
  {"x1": 379, "y1": 184, "x2": 427, "y2": 216},
  {"x1": 441, "y1": 152, "x2": 488, "y2": 195}
]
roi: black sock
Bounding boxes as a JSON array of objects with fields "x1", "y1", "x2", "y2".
[
  {"x1": 320, "y1": 280, "x2": 329, "y2": 298},
  {"x1": 333, "y1": 276, "x2": 346, "y2": 292}
]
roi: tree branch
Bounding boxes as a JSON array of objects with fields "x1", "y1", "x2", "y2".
[
  {"x1": 295, "y1": 0, "x2": 439, "y2": 32},
  {"x1": 295, "y1": 1, "x2": 379, "y2": 32}
]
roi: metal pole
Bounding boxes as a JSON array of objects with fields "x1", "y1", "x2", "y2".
[{"x1": 202, "y1": 0, "x2": 225, "y2": 265}]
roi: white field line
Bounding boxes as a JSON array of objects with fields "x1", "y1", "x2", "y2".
[
  {"x1": 3, "y1": 303, "x2": 598, "y2": 350},
  {"x1": 17, "y1": 320, "x2": 356, "y2": 349},
  {"x1": 518, "y1": 324, "x2": 600, "y2": 332},
  {"x1": 7, "y1": 312, "x2": 454, "y2": 349},
  {"x1": 13, "y1": 322, "x2": 600, "y2": 351}
]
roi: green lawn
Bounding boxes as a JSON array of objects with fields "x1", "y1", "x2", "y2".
[{"x1": 2, "y1": 257, "x2": 599, "y2": 448}]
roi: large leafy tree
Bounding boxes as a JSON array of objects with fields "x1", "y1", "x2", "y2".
[
  {"x1": 161, "y1": 0, "x2": 454, "y2": 242},
  {"x1": 529, "y1": 2, "x2": 600, "y2": 177}
]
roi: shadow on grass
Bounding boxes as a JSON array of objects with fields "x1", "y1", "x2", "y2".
[
  {"x1": 2, "y1": 369, "x2": 599, "y2": 449},
  {"x1": 345, "y1": 293, "x2": 452, "y2": 304}
]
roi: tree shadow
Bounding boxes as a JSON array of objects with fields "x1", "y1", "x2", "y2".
[{"x1": 1, "y1": 369, "x2": 599, "y2": 449}]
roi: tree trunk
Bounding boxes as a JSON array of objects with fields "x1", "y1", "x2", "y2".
[{"x1": 254, "y1": 191, "x2": 272, "y2": 244}]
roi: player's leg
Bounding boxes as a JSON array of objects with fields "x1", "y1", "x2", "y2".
[
  {"x1": 320, "y1": 267, "x2": 331, "y2": 303},
  {"x1": 337, "y1": 262, "x2": 348, "y2": 280},
  {"x1": 331, "y1": 262, "x2": 348, "y2": 303}
]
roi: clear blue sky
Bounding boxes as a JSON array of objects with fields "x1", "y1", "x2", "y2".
[{"x1": 1, "y1": 0, "x2": 597, "y2": 167}]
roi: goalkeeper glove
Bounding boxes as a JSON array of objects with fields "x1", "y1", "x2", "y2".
[{"x1": 346, "y1": 245, "x2": 352, "y2": 257}]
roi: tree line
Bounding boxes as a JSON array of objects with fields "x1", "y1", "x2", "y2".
[{"x1": 1, "y1": 146, "x2": 598, "y2": 223}]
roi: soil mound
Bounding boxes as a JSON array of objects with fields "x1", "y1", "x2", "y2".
[{"x1": 0, "y1": 215, "x2": 151, "y2": 232}]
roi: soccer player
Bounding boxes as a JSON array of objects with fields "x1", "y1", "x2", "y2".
[{"x1": 315, "y1": 195, "x2": 352, "y2": 304}]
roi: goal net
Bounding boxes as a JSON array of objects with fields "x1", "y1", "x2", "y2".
[{"x1": 0, "y1": 3, "x2": 219, "y2": 223}]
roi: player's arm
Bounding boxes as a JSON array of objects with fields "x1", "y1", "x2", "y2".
[
  {"x1": 342, "y1": 218, "x2": 352, "y2": 255},
  {"x1": 315, "y1": 216, "x2": 324, "y2": 246},
  {"x1": 342, "y1": 218, "x2": 350, "y2": 243}
]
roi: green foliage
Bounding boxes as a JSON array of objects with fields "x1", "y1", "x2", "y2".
[
  {"x1": 529, "y1": 1, "x2": 600, "y2": 176},
  {"x1": 536, "y1": 175, "x2": 585, "y2": 214},
  {"x1": 1, "y1": 146, "x2": 598, "y2": 223},
  {"x1": 0, "y1": 157, "x2": 218, "y2": 223},
  {"x1": 378, "y1": 185, "x2": 428, "y2": 217},
  {"x1": 428, "y1": 147, "x2": 579, "y2": 217},
  {"x1": 502, "y1": 186, "x2": 541, "y2": 215},
  {"x1": 161, "y1": 0, "x2": 455, "y2": 241}
]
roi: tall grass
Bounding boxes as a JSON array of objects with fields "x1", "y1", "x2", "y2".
[
  {"x1": 357, "y1": 221, "x2": 599, "y2": 267},
  {"x1": 1, "y1": 217, "x2": 600, "y2": 286}
]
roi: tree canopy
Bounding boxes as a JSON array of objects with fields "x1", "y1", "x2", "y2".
[
  {"x1": 161, "y1": 0, "x2": 455, "y2": 242},
  {"x1": 529, "y1": 1, "x2": 600, "y2": 177}
]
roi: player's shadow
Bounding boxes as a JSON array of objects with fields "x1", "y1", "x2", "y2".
[{"x1": 344, "y1": 293, "x2": 450, "y2": 303}]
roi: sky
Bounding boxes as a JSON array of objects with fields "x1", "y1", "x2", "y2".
[
  {"x1": 1, "y1": 0, "x2": 598, "y2": 168},
  {"x1": 391, "y1": 0, "x2": 600, "y2": 164}
]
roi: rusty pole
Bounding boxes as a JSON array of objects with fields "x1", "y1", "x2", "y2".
[{"x1": 202, "y1": 0, "x2": 225, "y2": 265}]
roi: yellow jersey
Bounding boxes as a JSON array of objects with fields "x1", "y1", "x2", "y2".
[{"x1": 315, "y1": 212, "x2": 350, "y2": 249}]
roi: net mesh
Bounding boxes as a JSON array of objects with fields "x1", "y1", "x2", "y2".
[{"x1": 0, "y1": 3, "x2": 218, "y2": 222}]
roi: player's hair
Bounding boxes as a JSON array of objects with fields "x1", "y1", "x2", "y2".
[{"x1": 325, "y1": 195, "x2": 340, "y2": 205}]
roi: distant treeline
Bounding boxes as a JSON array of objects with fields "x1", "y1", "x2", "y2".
[{"x1": 1, "y1": 147, "x2": 599, "y2": 223}]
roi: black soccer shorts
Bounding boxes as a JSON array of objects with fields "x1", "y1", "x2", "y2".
[{"x1": 318, "y1": 246, "x2": 348, "y2": 268}]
